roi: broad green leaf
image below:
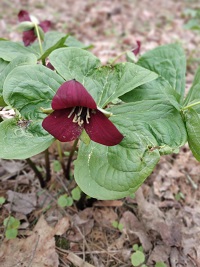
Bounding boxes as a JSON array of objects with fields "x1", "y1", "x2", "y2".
[
  {"x1": 65, "y1": 35, "x2": 93, "y2": 49},
  {"x1": 0, "y1": 54, "x2": 37, "y2": 95},
  {"x1": 0, "y1": 41, "x2": 36, "y2": 61},
  {"x1": 184, "y1": 108, "x2": 200, "y2": 161},
  {"x1": 49, "y1": 47, "x2": 158, "y2": 107},
  {"x1": 39, "y1": 31, "x2": 69, "y2": 60},
  {"x1": 0, "y1": 96, "x2": 6, "y2": 106},
  {"x1": 120, "y1": 77, "x2": 181, "y2": 110},
  {"x1": 1, "y1": 65, "x2": 65, "y2": 159},
  {"x1": 0, "y1": 58, "x2": 9, "y2": 74},
  {"x1": 0, "y1": 118, "x2": 54, "y2": 159},
  {"x1": 49, "y1": 47, "x2": 101, "y2": 81},
  {"x1": 184, "y1": 67, "x2": 200, "y2": 108},
  {"x1": 137, "y1": 43, "x2": 186, "y2": 102},
  {"x1": 75, "y1": 101, "x2": 186, "y2": 199},
  {"x1": 3, "y1": 64, "x2": 65, "y2": 119}
]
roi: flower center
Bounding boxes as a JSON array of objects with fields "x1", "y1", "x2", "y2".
[{"x1": 68, "y1": 107, "x2": 91, "y2": 127}]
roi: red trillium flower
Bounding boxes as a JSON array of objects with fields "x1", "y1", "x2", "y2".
[
  {"x1": 42, "y1": 80, "x2": 124, "y2": 146},
  {"x1": 18, "y1": 10, "x2": 51, "y2": 46}
]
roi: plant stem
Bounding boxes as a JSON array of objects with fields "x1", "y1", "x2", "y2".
[
  {"x1": 182, "y1": 101, "x2": 200, "y2": 110},
  {"x1": 45, "y1": 149, "x2": 51, "y2": 182},
  {"x1": 26, "y1": 158, "x2": 46, "y2": 188},
  {"x1": 110, "y1": 51, "x2": 127, "y2": 65},
  {"x1": 34, "y1": 23, "x2": 43, "y2": 56},
  {"x1": 56, "y1": 140, "x2": 66, "y2": 177},
  {"x1": 66, "y1": 139, "x2": 79, "y2": 180}
]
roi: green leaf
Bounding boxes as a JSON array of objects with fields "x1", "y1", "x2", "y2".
[
  {"x1": 4, "y1": 216, "x2": 20, "y2": 229},
  {"x1": 0, "y1": 96, "x2": 6, "y2": 106},
  {"x1": 1, "y1": 65, "x2": 65, "y2": 159},
  {"x1": 133, "y1": 244, "x2": 139, "y2": 251},
  {"x1": 184, "y1": 108, "x2": 200, "y2": 161},
  {"x1": 118, "y1": 223, "x2": 123, "y2": 231},
  {"x1": 0, "y1": 197, "x2": 6, "y2": 204},
  {"x1": 65, "y1": 35, "x2": 93, "y2": 49},
  {"x1": 49, "y1": 47, "x2": 158, "y2": 107},
  {"x1": 53, "y1": 160, "x2": 62, "y2": 172},
  {"x1": 0, "y1": 54, "x2": 37, "y2": 95},
  {"x1": 155, "y1": 262, "x2": 167, "y2": 267},
  {"x1": 58, "y1": 194, "x2": 73, "y2": 207},
  {"x1": 120, "y1": 77, "x2": 181, "y2": 110},
  {"x1": 131, "y1": 251, "x2": 145, "y2": 266},
  {"x1": 75, "y1": 101, "x2": 187, "y2": 199},
  {"x1": 3, "y1": 64, "x2": 64, "y2": 119},
  {"x1": 184, "y1": 19, "x2": 200, "y2": 30},
  {"x1": 71, "y1": 186, "x2": 81, "y2": 201},
  {"x1": 5, "y1": 228, "x2": 18, "y2": 239},
  {"x1": 0, "y1": 41, "x2": 36, "y2": 61},
  {"x1": 112, "y1": 221, "x2": 119, "y2": 228},
  {"x1": 39, "y1": 31, "x2": 69, "y2": 60},
  {"x1": 137, "y1": 43, "x2": 186, "y2": 102},
  {"x1": 0, "y1": 118, "x2": 54, "y2": 159},
  {"x1": 184, "y1": 67, "x2": 200, "y2": 108},
  {"x1": 0, "y1": 58, "x2": 9, "y2": 74}
]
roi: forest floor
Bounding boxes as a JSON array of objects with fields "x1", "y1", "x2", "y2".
[{"x1": 1, "y1": 0, "x2": 200, "y2": 266}]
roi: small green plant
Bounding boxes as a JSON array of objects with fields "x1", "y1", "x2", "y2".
[
  {"x1": 71, "y1": 186, "x2": 82, "y2": 201},
  {"x1": 112, "y1": 221, "x2": 123, "y2": 231},
  {"x1": 53, "y1": 159, "x2": 62, "y2": 172},
  {"x1": 175, "y1": 191, "x2": 185, "y2": 201},
  {"x1": 57, "y1": 194, "x2": 73, "y2": 207},
  {"x1": 3, "y1": 216, "x2": 20, "y2": 239},
  {"x1": 131, "y1": 244, "x2": 145, "y2": 267},
  {"x1": 0, "y1": 196, "x2": 6, "y2": 204},
  {"x1": 131, "y1": 244, "x2": 167, "y2": 267}
]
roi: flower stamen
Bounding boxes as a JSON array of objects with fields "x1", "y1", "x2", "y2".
[
  {"x1": 68, "y1": 107, "x2": 76, "y2": 118},
  {"x1": 70, "y1": 106, "x2": 91, "y2": 127},
  {"x1": 86, "y1": 108, "x2": 90, "y2": 124}
]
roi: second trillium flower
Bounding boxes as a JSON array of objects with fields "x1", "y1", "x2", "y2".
[
  {"x1": 42, "y1": 80, "x2": 123, "y2": 146},
  {"x1": 18, "y1": 10, "x2": 51, "y2": 46}
]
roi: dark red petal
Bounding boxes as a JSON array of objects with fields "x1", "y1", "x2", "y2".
[
  {"x1": 132, "y1": 40, "x2": 141, "y2": 56},
  {"x1": 18, "y1": 10, "x2": 31, "y2": 22},
  {"x1": 42, "y1": 109, "x2": 82, "y2": 142},
  {"x1": 46, "y1": 62, "x2": 55, "y2": 70},
  {"x1": 22, "y1": 30, "x2": 36, "y2": 46},
  {"x1": 52, "y1": 80, "x2": 97, "y2": 110},
  {"x1": 84, "y1": 110, "x2": 124, "y2": 146},
  {"x1": 39, "y1": 20, "x2": 51, "y2": 32}
]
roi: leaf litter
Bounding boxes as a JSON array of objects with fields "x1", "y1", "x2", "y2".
[{"x1": 1, "y1": 0, "x2": 200, "y2": 266}]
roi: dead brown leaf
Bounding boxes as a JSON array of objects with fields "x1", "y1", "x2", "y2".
[
  {"x1": 0, "y1": 215, "x2": 70, "y2": 267},
  {"x1": 5, "y1": 190, "x2": 37, "y2": 214},
  {"x1": 68, "y1": 208, "x2": 94, "y2": 242},
  {"x1": 120, "y1": 211, "x2": 152, "y2": 252}
]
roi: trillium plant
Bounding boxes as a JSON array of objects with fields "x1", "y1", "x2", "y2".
[{"x1": 1, "y1": 10, "x2": 200, "y2": 200}]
